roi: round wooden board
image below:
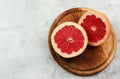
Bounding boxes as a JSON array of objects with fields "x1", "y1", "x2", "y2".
[{"x1": 48, "y1": 8, "x2": 117, "y2": 76}]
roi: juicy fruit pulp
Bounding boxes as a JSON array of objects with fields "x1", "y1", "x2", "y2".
[
  {"x1": 81, "y1": 15, "x2": 106, "y2": 43},
  {"x1": 78, "y1": 11, "x2": 110, "y2": 46},
  {"x1": 51, "y1": 22, "x2": 88, "y2": 58},
  {"x1": 54, "y1": 25, "x2": 84, "y2": 54}
]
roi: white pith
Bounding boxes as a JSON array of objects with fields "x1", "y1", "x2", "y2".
[
  {"x1": 91, "y1": 26, "x2": 97, "y2": 32},
  {"x1": 51, "y1": 22, "x2": 88, "y2": 58},
  {"x1": 67, "y1": 37, "x2": 74, "y2": 43},
  {"x1": 78, "y1": 11, "x2": 110, "y2": 46}
]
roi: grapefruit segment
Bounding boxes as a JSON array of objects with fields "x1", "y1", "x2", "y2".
[
  {"x1": 78, "y1": 11, "x2": 110, "y2": 46},
  {"x1": 51, "y1": 22, "x2": 88, "y2": 58}
]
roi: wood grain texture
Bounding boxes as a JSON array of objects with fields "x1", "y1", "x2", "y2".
[{"x1": 48, "y1": 8, "x2": 117, "y2": 76}]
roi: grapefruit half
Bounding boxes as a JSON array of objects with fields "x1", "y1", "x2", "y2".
[
  {"x1": 51, "y1": 22, "x2": 88, "y2": 58},
  {"x1": 78, "y1": 10, "x2": 111, "y2": 46}
]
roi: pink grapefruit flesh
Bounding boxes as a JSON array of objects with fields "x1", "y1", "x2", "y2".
[
  {"x1": 78, "y1": 11, "x2": 110, "y2": 46},
  {"x1": 51, "y1": 22, "x2": 88, "y2": 58}
]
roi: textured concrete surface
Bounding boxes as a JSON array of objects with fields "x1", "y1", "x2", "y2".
[{"x1": 0, "y1": 0, "x2": 120, "y2": 79}]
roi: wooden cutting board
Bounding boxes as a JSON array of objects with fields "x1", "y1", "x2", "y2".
[{"x1": 48, "y1": 8, "x2": 117, "y2": 76}]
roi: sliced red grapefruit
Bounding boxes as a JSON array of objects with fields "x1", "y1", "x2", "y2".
[
  {"x1": 51, "y1": 22, "x2": 88, "y2": 58},
  {"x1": 78, "y1": 10, "x2": 111, "y2": 46}
]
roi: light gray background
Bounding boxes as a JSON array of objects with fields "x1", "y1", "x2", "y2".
[{"x1": 0, "y1": 0, "x2": 120, "y2": 79}]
